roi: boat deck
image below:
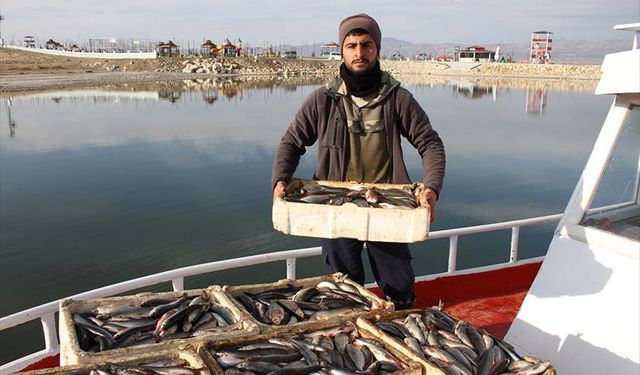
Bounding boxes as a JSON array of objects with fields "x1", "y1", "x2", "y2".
[
  {"x1": 17, "y1": 261, "x2": 542, "y2": 372},
  {"x1": 370, "y1": 261, "x2": 541, "y2": 339}
]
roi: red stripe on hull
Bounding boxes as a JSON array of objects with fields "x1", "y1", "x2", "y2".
[
  {"x1": 19, "y1": 354, "x2": 59, "y2": 371},
  {"x1": 414, "y1": 262, "x2": 541, "y2": 306}
]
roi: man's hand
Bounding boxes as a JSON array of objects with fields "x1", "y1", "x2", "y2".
[
  {"x1": 418, "y1": 188, "x2": 437, "y2": 224},
  {"x1": 273, "y1": 181, "x2": 287, "y2": 201}
]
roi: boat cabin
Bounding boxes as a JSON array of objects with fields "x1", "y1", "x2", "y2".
[{"x1": 506, "y1": 23, "x2": 640, "y2": 375}]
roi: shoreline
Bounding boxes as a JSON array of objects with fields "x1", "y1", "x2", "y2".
[
  {"x1": 0, "y1": 49, "x2": 601, "y2": 94},
  {"x1": 0, "y1": 71, "x2": 599, "y2": 96}
]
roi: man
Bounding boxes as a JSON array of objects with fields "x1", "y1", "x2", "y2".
[{"x1": 271, "y1": 13, "x2": 445, "y2": 309}]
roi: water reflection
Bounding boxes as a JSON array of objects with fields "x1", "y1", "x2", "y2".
[
  {"x1": 1, "y1": 76, "x2": 598, "y2": 147},
  {"x1": 4, "y1": 99, "x2": 16, "y2": 137},
  {"x1": 2, "y1": 76, "x2": 597, "y2": 111},
  {"x1": 450, "y1": 80, "x2": 495, "y2": 100},
  {"x1": 526, "y1": 88, "x2": 548, "y2": 116}
]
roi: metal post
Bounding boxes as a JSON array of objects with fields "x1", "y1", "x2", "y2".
[
  {"x1": 286, "y1": 258, "x2": 297, "y2": 280},
  {"x1": 448, "y1": 236, "x2": 458, "y2": 273},
  {"x1": 171, "y1": 277, "x2": 184, "y2": 291},
  {"x1": 41, "y1": 313, "x2": 59, "y2": 351},
  {"x1": 510, "y1": 226, "x2": 520, "y2": 263}
]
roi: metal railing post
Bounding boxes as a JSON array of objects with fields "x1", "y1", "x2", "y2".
[
  {"x1": 448, "y1": 235, "x2": 459, "y2": 273},
  {"x1": 171, "y1": 277, "x2": 184, "y2": 291},
  {"x1": 286, "y1": 258, "x2": 297, "y2": 280},
  {"x1": 510, "y1": 226, "x2": 520, "y2": 263},
  {"x1": 41, "y1": 313, "x2": 59, "y2": 351}
]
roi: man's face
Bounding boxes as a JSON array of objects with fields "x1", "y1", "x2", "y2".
[{"x1": 342, "y1": 33, "x2": 378, "y2": 75}]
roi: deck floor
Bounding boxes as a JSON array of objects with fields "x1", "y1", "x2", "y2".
[
  {"x1": 372, "y1": 262, "x2": 541, "y2": 340},
  {"x1": 438, "y1": 290, "x2": 527, "y2": 339}
]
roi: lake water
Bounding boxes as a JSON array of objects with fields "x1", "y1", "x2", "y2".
[{"x1": 0, "y1": 76, "x2": 609, "y2": 362}]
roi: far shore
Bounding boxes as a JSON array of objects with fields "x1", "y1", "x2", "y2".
[{"x1": 0, "y1": 48, "x2": 601, "y2": 94}]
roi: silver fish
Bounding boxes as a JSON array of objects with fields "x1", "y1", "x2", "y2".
[
  {"x1": 148, "y1": 294, "x2": 188, "y2": 318},
  {"x1": 512, "y1": 361, "x2": 551, "y2": 375},
  {"x1": 403, "y1": 337, "x2": 426, "y2": 359},
  {"x1": 404, "y1": 314, "x2": 426, "y2": 344},
  {"x1": 476, "y1": 346, "x2": 509, "y2": 375}
]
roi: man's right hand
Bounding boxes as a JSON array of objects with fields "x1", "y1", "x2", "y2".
[
  {"x1": 418, "y1": 188, "x2": 437, "y2": 224},
  {"x1": 273, "y1": 181, "x2": 287, "y2": 201}
]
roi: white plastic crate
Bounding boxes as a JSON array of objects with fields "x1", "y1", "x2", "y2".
[{"x1": 273, "y1": 180, "x2": 430, "y2": 243}]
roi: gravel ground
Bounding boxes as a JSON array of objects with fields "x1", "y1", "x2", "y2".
[{"x1": 0, "y1": 47, "x2": 601, "y2": 93}]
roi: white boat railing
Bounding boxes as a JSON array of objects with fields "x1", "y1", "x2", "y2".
[{"x1": 0, "y1": 213, "x2": 562, "y2": 373}]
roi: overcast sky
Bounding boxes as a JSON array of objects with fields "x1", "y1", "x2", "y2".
[{"x1": 1, "y1": 0, "x2": 638, "y2": 46}]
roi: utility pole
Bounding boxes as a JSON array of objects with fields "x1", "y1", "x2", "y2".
[{"x1": 0, "y1": 14, "x2": 6, "y2": 45}]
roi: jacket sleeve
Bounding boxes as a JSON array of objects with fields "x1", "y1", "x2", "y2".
[
  {"x1": 271, "y1": 90, "x2": 321, "y2": 190},
  {"x1": 396, "y1": 89, "x2": 446, "y2": 198}
]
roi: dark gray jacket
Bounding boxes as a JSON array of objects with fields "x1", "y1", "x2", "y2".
[{"x1": 271, "y1": 77, "x2": 446, "y2": 197}]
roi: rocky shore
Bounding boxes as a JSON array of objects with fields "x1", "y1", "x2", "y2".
[{"x1": 0, "y1": 48, "x2": 601, "y2": 93}]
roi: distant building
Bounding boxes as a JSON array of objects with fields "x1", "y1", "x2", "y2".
[
  {"x1": 454, "y1": 45, "x2": 495, "y2": 63},
  {"x1": 44, "y1": 39, "x2": 63, "y2": 50},
  {"x1": 46, "y1": 39, "x2": 63, "y2": 50},
  {"x1": 220, "y1": 39, "x2": 238, "y2": 57},
  {"x1": 156, "y1": 40, "x2": 179, "y2": 57},
  {"x1": 281, "y1": 50, "x2": 297, "y2": 59},
  {"x1": 200, "y1": 40, "x2": 218, "y2": 57},
  {"x1": 320, "y1": 42, "x2": 339, "y2": 58},
  {"x1": 69, "y1": 44, "x2": 82, "y2": 52},
  {"x1": 530, "y1": 31, "x2": 553, "y2": 63},
  {"x1": 23, "y1": 35, "x2": 36, "y2": 48}
]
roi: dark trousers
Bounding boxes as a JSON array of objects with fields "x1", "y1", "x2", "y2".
[{"x1": 320, "y1": 238, "x2": 415, "y2": 304}]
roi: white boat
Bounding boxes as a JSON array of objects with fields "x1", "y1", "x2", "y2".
[{"x1": 1, "y1": 23, "x2": 638, "y2": 375}]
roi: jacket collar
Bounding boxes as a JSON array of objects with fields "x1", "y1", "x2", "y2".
[{"x1": 325, "y1": 71, "x2": 400, "y2": 102}]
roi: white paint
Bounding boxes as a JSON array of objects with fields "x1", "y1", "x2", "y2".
[
  {"x1": 506, "y1": 236, "x2": 639, "y2": 374},
  {"x1": 3, "y1": 45, "x2": 157, "y2": 59},
  {"x1": 506, "y1": 23, "x2": 640, "y2": 375},
  {"x1": 595, "y1": 49, "x2": 640, "y2": 95}
]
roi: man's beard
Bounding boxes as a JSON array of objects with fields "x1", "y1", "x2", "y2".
[
  {"x1": 349, "y1": 59, "x2": 374, "y2": 75},
  {"x1": 339, "y1": 60, "x2": 382, "y2": 97}
]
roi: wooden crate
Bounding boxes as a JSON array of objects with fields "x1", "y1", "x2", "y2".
[
  {"x1": 219, "y1": 273, "x2": 394, "y2": 335},
  {"x1": 197, "y1": 320, "x2": 422, "y2": 375},
  {"x1": 59, "y1": 288, "x2": 259, "y2": 366},
  {"x1": 272, "y1": 179, "x2": 430, "y2": 243},
  {"x1": 17, "y1": 346, "x2": 211, "y2": 375},
  {"x1": 356, "y1": 309, "x2": 557, "y2": 375}
]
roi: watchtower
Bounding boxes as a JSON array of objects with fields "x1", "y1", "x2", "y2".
[{"x1": 530, "y1": 31, "x2": 553, "y2": 63}]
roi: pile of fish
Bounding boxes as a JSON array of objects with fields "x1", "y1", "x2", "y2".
[
  {"x1": 373, "y1": 308, "x2": 552, "y2": 375},
  {"x1": 210, "y1": 321, "x2": 409, "y2": 374},
  {"x1": 72, "y1": 292, "x2": 239, "y2": 352},
  {"x1": 282, "y1": 181, "x2": 421, "y2": 209},
  {"x1": 233, "y1": 279, "x2": 379, "y2": 326},
  {"x1": 67, "y1": 358, "x2": 204, "y2": 375}
]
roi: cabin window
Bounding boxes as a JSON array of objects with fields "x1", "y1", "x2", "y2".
[{"x1": 581, "y1": 105, "x2": 640, "y2": 241}]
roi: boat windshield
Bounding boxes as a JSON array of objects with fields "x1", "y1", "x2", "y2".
[{"x1": 581, "y1": 105, "x2": 640, "y2": 241}]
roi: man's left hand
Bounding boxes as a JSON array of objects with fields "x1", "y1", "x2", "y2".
[{"x1": 418, "y1": 188, "x2": 437, "y2": 224}]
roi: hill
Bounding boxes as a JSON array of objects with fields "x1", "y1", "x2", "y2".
[{"x1": 298, "y1": 38, "x2": 630, "y2": 64}]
